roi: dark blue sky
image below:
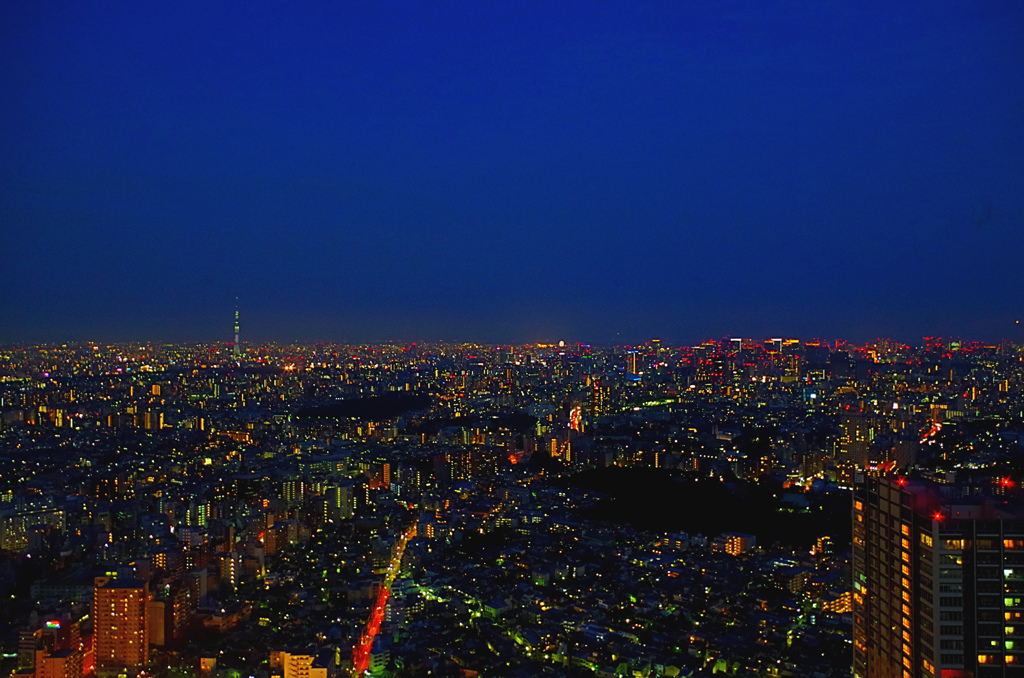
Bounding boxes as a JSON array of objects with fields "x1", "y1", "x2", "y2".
[{"x1": 3, "y1": 1, "x2": 1023, "y2": 345}]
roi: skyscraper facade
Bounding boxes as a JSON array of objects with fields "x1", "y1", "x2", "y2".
[{"x1": 854, "y1": 475, "x2": 1024, "y2": 678}]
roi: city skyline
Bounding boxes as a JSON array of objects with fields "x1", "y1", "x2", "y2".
[
  {"x1": 5, "y1": 317, "x2": 1024, "y2": 675},
  {"x1": 4, "y1": 330, "x2": 1024, "y2": 352},
  {"x1": 3, "y1": 1, "x2": 1024, "y2": 344}
]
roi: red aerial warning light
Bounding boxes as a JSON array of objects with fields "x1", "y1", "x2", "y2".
[
  {"x1": 932, "y1": 511, "x2": 944, "y2": 521},
  {"x1": 897, "y1": 477, "x2": 907, "y2": 486},
  {"x1": 1002, "y1": 477, "x2": 1014, "y2": 488}
]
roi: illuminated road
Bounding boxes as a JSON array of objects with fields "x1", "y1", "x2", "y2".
[{"x1": 352, "y1": 524, "x2": 416, "y2": 675}]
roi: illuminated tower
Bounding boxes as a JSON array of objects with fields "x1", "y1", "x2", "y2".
[
  {"x1": 93, "y1": 577, "x2": 149, "y2": 678},
  {"x1": 626, "y1": 351, "x2": 638, "y2": 375},
  {"x1": 233, "y1": 301, "x2": 240, "y2": 358}
]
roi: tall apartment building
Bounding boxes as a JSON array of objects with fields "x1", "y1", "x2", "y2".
[
  {"x1": 840, "y1": 408, "x2": 874, "y2": 468},
  {"x1": 853, "y1": 475, "x2": 1024, "y2": 678},
  {"x1": 93, "y1": 577, "x2": 149, "y2": 678}
]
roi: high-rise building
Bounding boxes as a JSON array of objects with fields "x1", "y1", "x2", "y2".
[
  {"x1": 626, "y1": 350, "x2": 638, "y2": 375},
  {"x1": 853, "y1": 475, "x2": 1024, "y2": 678},
  {"x1": 840, "y1": 407, "x2": 875, "y2": 468},
  {"x1": 93, "y1": 577, "x2": 149, "y2": 678}
]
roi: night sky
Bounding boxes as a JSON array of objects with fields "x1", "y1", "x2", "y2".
[{"x1": 3, "y1": 1, "x2": 1023, "y2": 345}]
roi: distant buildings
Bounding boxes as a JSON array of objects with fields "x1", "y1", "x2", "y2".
[
  {"x1": 0, "y1": 498, "x2": 64, "y2": 552},
  {"x1": 2, "y1": 336, "x2": 1024, "y2": 675}
]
